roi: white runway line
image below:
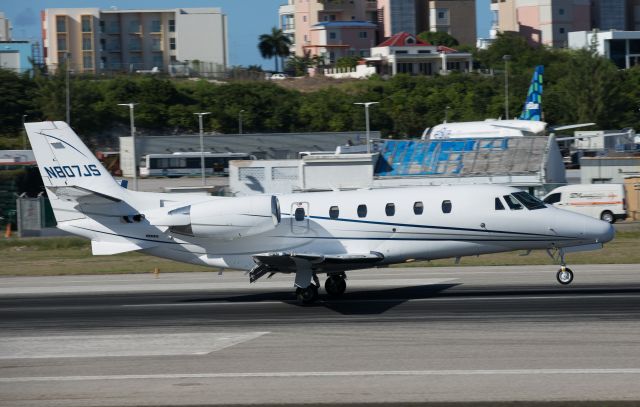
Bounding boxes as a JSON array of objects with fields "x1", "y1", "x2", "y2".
[
  {"x1": 0, "y1": 332, "x2": 268, "y2": 359},
  {"x1": 2, "y1": 369, "x2": 640, "y2": 383}
]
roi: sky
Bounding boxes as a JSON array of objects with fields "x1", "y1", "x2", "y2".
[{"x1": 1, "y1": 0, "x2": 492, "y2": 68}]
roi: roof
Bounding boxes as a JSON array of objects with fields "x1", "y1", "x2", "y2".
[
  {"x1": 312, "y1": 21, "x2": 377, "y2": 29},
  {"x1": 377, "y1": 32, "x2": 431, "y2": 47}
]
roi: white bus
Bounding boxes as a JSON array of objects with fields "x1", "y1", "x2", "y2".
[{"x1": 140, "y1": 152, "x2": 254, "y2": 177}]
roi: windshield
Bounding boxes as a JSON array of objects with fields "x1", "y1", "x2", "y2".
[{"x1": 512, "y1": 191, "x2": 547, "y2": 210}]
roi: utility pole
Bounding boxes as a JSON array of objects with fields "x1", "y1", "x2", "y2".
[
  {"x1": 194, "y1": 112, "x2": 211, "y2": 186},
  {"x1": 503, "y1": 54, "x2": 511, "y2": 120},
  {"x1": 239, "y1": 109, "x2": 245, "y2": 135},
  {"x1": 354, "y1": 102, "x2": 379, "y2": 154}
]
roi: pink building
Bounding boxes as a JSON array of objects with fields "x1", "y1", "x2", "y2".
[{"x1": 305, "y1": 21, "x2": 378, "y2": 64}]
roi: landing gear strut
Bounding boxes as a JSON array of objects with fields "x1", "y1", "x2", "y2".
[
  {"x1": 547, "y1": 248, "x2": 574, "y2": 285},
  {"x1": 325, "y1": 273, "x2": 347, "y2": 297}
]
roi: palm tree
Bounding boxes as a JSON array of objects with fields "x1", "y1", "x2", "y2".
[{"x1": 258, "y1": 27, "x2": 292, "y2": 73}]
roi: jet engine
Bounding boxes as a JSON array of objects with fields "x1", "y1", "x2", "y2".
[{"x1": 152, "y1": 195, "x2": 281, "y2": 240}]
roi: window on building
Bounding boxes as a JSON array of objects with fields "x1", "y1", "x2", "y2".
[
  {"x1": 359, "y1": 31, "x2": 368, "y2": 38},
  {"x1": 441, "y1": 200, "x2": 452, "y2": 213},
  {"x1": 395, "y1": 50, "x2": 408, "y2": 54},
  {"x1": 329, "y1": 32, "x2": 336, "y2": 39},
  {"x1": 329, "y1": 206, "x2": 339, "y2": 219},
  {"x1": 82, "y1": 34, "x2": 92, "y2": 51},
  {"x1": 359, "y1": 50, "x2": 370, "y2": 57},
  {"x1": 169, "y1": 37, "x2": 176, "y2": 50},
  {"x1": 495, "y1": 197, "x2": 505, "y2": 210},
  {"x1": 57, "y1": 34, "x2": 67, "y2": 51},
  {"x1": 151, "y1": 20, "x2": 161, "y2": 32},
  {"x1": 294, "y1": 207, "x2": 306, "y2": 221},
  {"x1": 413, "y1": 201, "x2": 424, "y2": 215},
  {"x1": 357, "y1": 204, "x2": 367, "y2": 218},
  {"x1": 56, "y1": 16, "x2": 66, "y2": 32},
  {"x1": 83, "y1": 54, "x2": 93, "y2": 69},
  {"x1": 385, "y1": 203, "x2": 395, "y2": 216},
  {"x1": 99, "y1": 20, "x2": 105, "y2": 33},
  {"x1": 418, "y1": 63, "x2": 432, "y2": 75},
  {"x1": 330, "y1": 14, "x2": 336, "y2": 21},
  {"x1": 129, "y1": 20, "x2": 140, "y2": 33},
  {"x1": 169, "y1": 19, "x2": 175, "y2": 32},
  {"x1": 81, "y1": 16, "x2": 92, "y2": 32},
  {"x1": 303, "y1": 15, "x2": 307, "y2": 22},
  {"x1": 559, "y1": 27, "x2": 565, "y2": 34},
  {"x1": 559, "y1": 8, "x2": 565, "y2": 15},
  {"x1": 129, "y1": 38, "x2": 141, "y2": 51},
  {"x1": 152, "y1": 38, "x2": 161, "y2": 51},
  {"x1": 152, "y1": 54, "x2": 163, "y2": 68}
]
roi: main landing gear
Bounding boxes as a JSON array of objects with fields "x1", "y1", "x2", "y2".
[
  {"x1": 295, "y1": 272, "x2": 347, "y2": 304},
  {"x1": 547, "y1": 248, "x2": 574, "y2": 285}
]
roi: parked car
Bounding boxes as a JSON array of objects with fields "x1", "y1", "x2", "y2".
[
  {"x1": 542, "y1": 184, "x2": 627, "y2": 223},
  {"x1": 268, "y1": 73, "x2": 288, "y2": 80}
]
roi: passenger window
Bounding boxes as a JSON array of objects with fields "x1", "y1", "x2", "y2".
[
  {"x1": 357, "y1": 204, "x2": 367, "y2": 218},
  {"x1": 413, "y1": 201, "x2": 423, "y2": 215},
  {"x1": 385, "y1": 203, "x2": 395, "y2": 216},
  {"x1": 294, "y1": 207, "x2": 306, "y2": 221},
  {"x1": 495, "y1": 197, "x2": 505, "y2": 210},
  {"x1": 503, "y1": 195, "x2": 523, "y2": 210},
  {"x1": 329, "y1": 205, "x2": 339, "y2": 219},
  {"x1": 543, "y1": 193, "x2": 561, "y2": 205},
  {"x1": 441, "y1": 200, "x2": 452, "y2": 213}
]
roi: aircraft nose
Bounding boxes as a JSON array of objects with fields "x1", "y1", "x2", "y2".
[{"x1": 584, "y1": 218, "x2": 615, "y2": 243}]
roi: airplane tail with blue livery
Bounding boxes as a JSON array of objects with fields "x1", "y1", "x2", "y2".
[{"x1": 518, "y1": 65, "x2": 543, "y2": 121}]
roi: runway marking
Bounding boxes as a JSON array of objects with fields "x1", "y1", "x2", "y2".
[
  {"x1": 2, "y1": 369, "x2": 640, "y2": 383},
  {"x1": 0, "y1": 332, "x2": 268, "y2": 359}
]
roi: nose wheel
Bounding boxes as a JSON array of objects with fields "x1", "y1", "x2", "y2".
[
  {"x1": 547, "y1": 248, "x2": 575, "y2": 286},
  {"x1": 556, "y1": 267, "x2": 574, "y2": 285}
]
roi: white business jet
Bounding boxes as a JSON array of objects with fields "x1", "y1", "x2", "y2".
[{"x1": 25, "y1": 121, "x2": 614, "y2": 304}]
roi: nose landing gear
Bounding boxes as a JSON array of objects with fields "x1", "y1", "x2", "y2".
[{"x1": 547, "y1": 248, "x2": 574, "y2": 285}]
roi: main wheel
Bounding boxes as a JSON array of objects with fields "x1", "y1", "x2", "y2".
[
  {"x1": 600, "y1": 211, "x2": 615, "y2": 223},
  {"x1": 296, "y1": 284, "x2": 319, "y2": 304},
  {"x1": 325, "y1": 275, "x2": 347, "y2": 297},
  {"x1": 556, "y1": 268, "x2": 574, "y2": 285}
]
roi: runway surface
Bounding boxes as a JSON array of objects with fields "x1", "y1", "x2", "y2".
[{"x1": 1, "y1": 264, "x2": 640, "y2": 406}]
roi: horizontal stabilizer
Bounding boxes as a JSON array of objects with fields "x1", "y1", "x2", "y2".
[
  {"x1": 91, "y1": 240, "x2": 158, "y2": 255},
  {"x1": 48, "y1": 185, "x2": 122, "y2": 204}
]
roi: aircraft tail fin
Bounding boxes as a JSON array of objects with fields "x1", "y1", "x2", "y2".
[{"x1": 518, "y1": 65, "x2": 544, "y2": 121}]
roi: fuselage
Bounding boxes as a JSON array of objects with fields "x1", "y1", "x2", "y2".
[{"x1": 56, "y1": 184, "x2": 614, "y2": 273}]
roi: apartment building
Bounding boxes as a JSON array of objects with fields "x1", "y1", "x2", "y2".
[
  {"x1": 491, "y1": 0, "x2": 640, "y2": 48},
  {"x1": 41, "y1": 7, "x2": 227, "y2": 74}
]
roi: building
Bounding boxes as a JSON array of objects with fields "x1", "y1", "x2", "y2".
[
  {"x1": 569, "y1": 30, "x2": 640, "y2": 69},
  {"x1": 307, "y1": 21, "x2": 377, "y2": 63},
  {"x1": 0, "y1": 40, "x2": 34, "y2": 73},
  {"x1": 279, "y1": 0, "x2": 379, "y2": 57},
  {"x1": 279, "y1": 0, "x2": 476, "y2": 61},
  {"x1": 365, "y1": 32, "x2": 472, "y2": 75},
  {"x1": 377, "y1": 0, "x2": 476, "y2": 45},
  {"x1": 41, "y1": 7, "x2": 227, "y2": 74},
  {"x1": 0, "y1": 11, "x2": 11, "y2": 41},
  {"x1": 491, "y1": 0, "x2": 640, "y2": 48}
]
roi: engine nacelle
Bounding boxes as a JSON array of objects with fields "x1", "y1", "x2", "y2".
[{"x1": 166, "y1": 195, "x2": 280, "y2": 240}]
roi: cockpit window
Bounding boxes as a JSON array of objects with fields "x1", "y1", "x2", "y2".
[
  {"x1": 512, "y1": 191, "x2": 546, "y2": 210},
  {"x1": 503, "y1": 195, "x2": 523, "y2": 210},
  {"x1": 495, "y1": 197, "x2": 505, "y2": 210}
]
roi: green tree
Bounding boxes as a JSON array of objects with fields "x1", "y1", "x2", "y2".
[
  {"x1": 336, "y1": 56, "x2": 360, "y2": 69},
  {"x1": 417, "y1": 31, "x2": 459, "y2": 47},
  {"x1": 0, "y1": 69, "x2": 33, "y2": 135},
  {"x1": 258, "y1": 27, "x2": 292, "y2": 72}
]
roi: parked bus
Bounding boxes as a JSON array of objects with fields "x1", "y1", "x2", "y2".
[{"x1": 139, "y1": 152, "x2": 253, "y2": 177}]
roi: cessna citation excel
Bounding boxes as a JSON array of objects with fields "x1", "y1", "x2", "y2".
[{"x1": 26, "y1": 122, "x2": 614, "y2": 304}]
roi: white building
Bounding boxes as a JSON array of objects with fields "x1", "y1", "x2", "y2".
[
  {"x1": 41, "y1": 7, "x2": 227, "y2": 74},
  {"x1": 0, "y1": 12, "x2": 11, "y2": 41},
  {"x1": 568, "y1": 30, "x2": 640, "y2": 69},
  {"x1": 365, "y1": 32, "x2": 472, "y2": 76}
]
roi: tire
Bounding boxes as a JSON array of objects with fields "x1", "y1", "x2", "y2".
[
  {"x1": 556, "y1": 268, "x2": 574, "y2": 285},
  {"x1": 296, "y1": 284, "x2": 318, "y2": 304},
  {"x1": 600, "y1": 211, "x2": 615, "y2": 224},
  {"x1": 325, "y1": 276, "x2": 347, "y2": 297}
]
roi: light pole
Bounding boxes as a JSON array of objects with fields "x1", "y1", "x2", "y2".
[
  {"x1": 354, "y1": 102, "x2": 379, "y2": 154},
  {"x1": 194, "y1": 112, "x2": 211, "y2": 186},
  {"x1": 238, "y1": 109, "x2": 245, "y2": 135},
  {"x1": 444, "y1": 106, "x2": 450, "y2": 123},
  {"x1": 22, "y1": 114, "x2": 28, "y2": 150},
  {"x1": 118, "y1": 103, "x2": 138, "y2": 191},
  {"x1": 502, "y1": 54, "x2": 511, "y2": 120},
  {"x1": 66, "y1": 52, "x2": 71, "y2": 125}
]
